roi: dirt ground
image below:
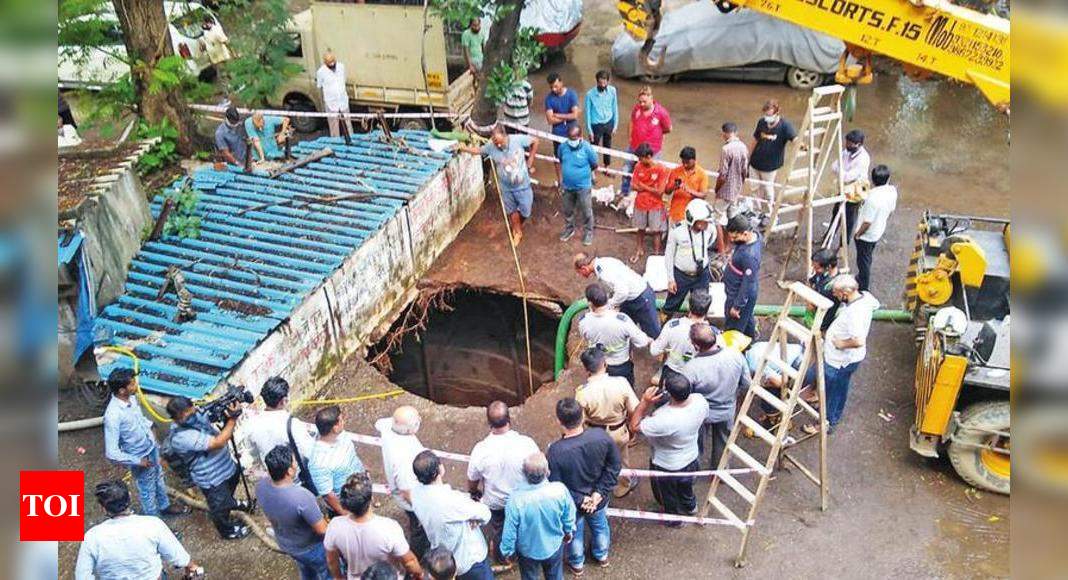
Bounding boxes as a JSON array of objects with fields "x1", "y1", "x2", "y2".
[{"x1": 58, "y1": 1, "x2": 1009, "y2": 578}]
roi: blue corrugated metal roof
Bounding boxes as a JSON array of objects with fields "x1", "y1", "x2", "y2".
[{"x1": 94, "y1": 132, "x2": 452, "y2": 398}]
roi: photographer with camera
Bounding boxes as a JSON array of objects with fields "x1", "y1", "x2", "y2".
[{"x1": 165, "y1": 396, "x2": 251, "y2": 540}]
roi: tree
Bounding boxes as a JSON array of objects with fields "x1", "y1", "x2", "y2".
[
  {"x1": 431, "y1": 0, "x2": 543, "y2": 130},
  {"x1": 218, "y1": 0, "x2": 301, "y2": 106},
  {"x1": 110, "y1": 0, "x2": 200, "y2": 154}
]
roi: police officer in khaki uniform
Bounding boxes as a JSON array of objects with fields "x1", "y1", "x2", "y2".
[
  {"x1": 575, "y1": 346, "x2": 640, "y2": 497},
  {"x1": 577, "y1": 283, "x2": 653, "y2": 387}
]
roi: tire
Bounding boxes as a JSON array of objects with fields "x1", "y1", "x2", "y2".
[
  {"x1": 285, "y1": 98, "x2": 321, "y2": 134},
  {"x1": 947, "y1": 400, "x2": 1010, "y2": 495},
  {"x1": 785, "y1": 67, "x2": 822, "y2": 90},
  {"x1": 639, "y1": 73, "x2": 672, "y2": 85},
  {"x1": 395, "y1": 118, "x2": 429, "y2": 132}
]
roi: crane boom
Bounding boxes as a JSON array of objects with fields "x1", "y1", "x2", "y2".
[{"x1": 619, "y1": 0, "x2": 1009, "y2": 109}]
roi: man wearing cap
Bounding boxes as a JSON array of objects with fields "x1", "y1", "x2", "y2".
[
  {"x1": 214, "y1": 106, "x2": 247, "y2": 166},
  {"x1": 577, "y1": 283, "x2": 652, "y2": 387},
  {"x1": 682, "y1": 323, "x2": 751, "y2": 468},
  {"x1": 663, "y1": 199, "x2": 718, "y2": 314},
  {"x1": 574, "y1": 252, "x2": 662, "y2": 339}
]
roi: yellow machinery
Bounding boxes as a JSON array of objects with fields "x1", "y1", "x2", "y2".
[
  {"x1": 906, "y1": 212, "x2": 1010, "y2": 494},
  {"x1": 617, "y1": 0, "x2": 1009, "y2": 111}
]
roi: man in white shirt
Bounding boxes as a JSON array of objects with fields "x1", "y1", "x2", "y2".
[
  {"x1": 574, "y1": 252, "x2": 662, "y2": 338},
  {"x1": 375, "y1": 406, "x2": 430, "y2": 558},
  {"x1": 805, "y1": 275, "x2": 880, "y2": 433},
  {"x1": 854, "y1": 164, "x2": 898, "y2": 293},
  {"x1": 467, "y1": 401, "x2": 540, "y2": 568},
  {"x1": 412, "y1": 450, "x2": 494, "y2": 579},
  {"x1": 831, "y1": 129, "x2": 872, "y2": 242},
  {"x1": 663, "y1": 199, "x2": 717, "y2": 313},
  {"x1": 75, "y1": 480, "x2": 201, "y2": 580},
  {"x1": 243, "y1": 377, "x2": 315, "y2": 476},
  {"x1": 315, "y1": 51, "x2": 353, "y2": 138},
  {"x1": 651, "y1": 289, "x2": 711, "y2": 385}
]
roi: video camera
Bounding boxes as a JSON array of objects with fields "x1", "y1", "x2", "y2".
[{"x1": 201, "y1": 383, "x2": 254, "y2": 423}]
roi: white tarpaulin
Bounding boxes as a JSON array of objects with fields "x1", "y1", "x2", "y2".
[
  {"x1": 520, "y1": 0, "x2": 583, "y2": 35},
  {"x1": 612, "y1": 2, "x2": 844, "y2": 78}
]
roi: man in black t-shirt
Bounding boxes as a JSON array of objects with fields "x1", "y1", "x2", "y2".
[{"x1": 748, "y1": 99, "x2": 797, "y2": 207}]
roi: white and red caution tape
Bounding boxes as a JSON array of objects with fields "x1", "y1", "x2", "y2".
[{"x1": 190, "y1": 103, "x2": 457, "y2": 120}]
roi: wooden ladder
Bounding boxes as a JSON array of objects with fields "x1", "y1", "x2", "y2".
[
  {"x1": 764, "y1": 85, "x2": 851, "y2": 281},
  {"x1": 699, "y1": 281, "x2": 834, "y2": 567}
]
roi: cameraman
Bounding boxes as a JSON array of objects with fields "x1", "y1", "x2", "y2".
[{"x1": 165, "y1": 396, "x2": 251, "y2": 540}]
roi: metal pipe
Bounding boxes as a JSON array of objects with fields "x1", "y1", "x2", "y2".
[{"x1": 553, "y1": 298, "x2": 913, "y2": 378}]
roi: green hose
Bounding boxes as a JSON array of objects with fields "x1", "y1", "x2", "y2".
[{"x1": 553, "y1": 298, "x2": 912, "y2": 379}]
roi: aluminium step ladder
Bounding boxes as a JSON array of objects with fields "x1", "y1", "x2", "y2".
[
  {"x1": 764, "y1": 85, "x2": 851, "y2": 281},
  {"x1": 699, "y1": 281, "x2": 834, "y2": 567}
]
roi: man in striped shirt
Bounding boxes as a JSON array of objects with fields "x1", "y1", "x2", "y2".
[{"x1": 307, "y1": 405, "x2": 365, "y2": 517}]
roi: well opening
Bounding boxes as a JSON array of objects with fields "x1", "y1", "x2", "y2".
[{"x1": 369, "y1": 289, "x2": 558, "y2": 407}]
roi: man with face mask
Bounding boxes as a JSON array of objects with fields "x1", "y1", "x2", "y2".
[
  {"x1": 663, "y1": 199, "x2": 717, "y2": 313},
  {"x1": 748, "y1": 100, "x2": 797, "y2": 206},
  {"x1": 556, "y1": 125, "x2": 599, "y2": 245},
  {"x1": 214, "y1": 105, "x2": 247, "y2": 167},
  {"x1": 723, "y1": 214, "x2": 763, "y2": 339},
  {"x1": 830, "y1": 129, "x2": 872, "y2": 242},
  {"x1": 316, "y1": 52, "x2": 353, "y2": 138},
  {"x1": 584, "y1": 70, "x2": 618, "y2": 167},
  {"x1": 165, "y1": 396, "x2": 250, "y2": 540}
]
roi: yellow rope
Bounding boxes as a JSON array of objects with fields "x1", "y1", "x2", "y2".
[
  {"x1": 294, "y1": 390, "x2": 406, "y2": 406},
  {"x1": 488, "y1": 157, "x2": 536, "y2": 398}
]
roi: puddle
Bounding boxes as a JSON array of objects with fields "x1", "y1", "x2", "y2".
[{"x1": 369, "y1": 289, "x2": 559, "y2": 407}]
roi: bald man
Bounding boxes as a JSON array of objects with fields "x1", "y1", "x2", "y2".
[
  {"x1": 316, "y1": 51, "x2": 353, "y2": 137},
  {"x1": 681, "y1": 323, "x2": 751, "y2": 468},
  {"x1": 375, "y1": 407, "x2": 430, "y2": 558},
  {"x1": 467, "y1": 401, "x2": 539, "y2": 567}
]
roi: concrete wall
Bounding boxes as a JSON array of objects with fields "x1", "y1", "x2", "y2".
[
  {"x1": 58, "y1": 140, "x2": 156, "y2": 387},
  {"x1": 227, "y1": 153, "x2": 485, "y2": 401}
]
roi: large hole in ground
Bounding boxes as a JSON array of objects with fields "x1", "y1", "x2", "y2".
[{"x1": 369, "y1": 289, "x2": 559, "y2": 407}]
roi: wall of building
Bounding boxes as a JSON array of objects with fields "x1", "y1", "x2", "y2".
[{"x1": 226, "y1": 153, "x2": 485, "y2": 401}]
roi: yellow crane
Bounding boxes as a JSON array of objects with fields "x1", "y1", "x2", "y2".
[{"x1": 618, "y1": 0, "x2": 1009, "y2": 111}]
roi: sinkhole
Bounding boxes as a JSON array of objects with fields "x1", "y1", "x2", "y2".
[{"x1": 369, "y1": 289, "x2": 559, "y2": 407}]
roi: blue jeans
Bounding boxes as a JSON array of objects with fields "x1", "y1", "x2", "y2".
[
  {"x1": 825, "y1": 361, "x2": 861, "y2": 426},
  {"x1": 567, "y1": 507, "x2": 610, "y2": 568},
  {"x1": 619, "y1": 285, "x2": 662, "y2": 338},
  {"x1": 290, "y1": 543, "x2": 330, "y2": 580},
  {"x1": 130, "y1": 447, "x2": 170, "y2": 516},
  {"x1": 518, "y1": 545, "x2": 564, "y2": 580},
  {"x1": 458, "y1": 557, "x2": 494, "y2": 580}
]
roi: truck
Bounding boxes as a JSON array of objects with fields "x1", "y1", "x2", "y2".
[
  {"x1": 906, "y1": 212, "x2": 1010, "y2": 494},
  {"x1": 272, "y1": 1, "x2": 476, "y2": 133}
]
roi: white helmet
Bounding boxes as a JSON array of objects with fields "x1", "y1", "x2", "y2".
[{"x1": 684, "y1": 199, "x2": 714, "y2": 227}]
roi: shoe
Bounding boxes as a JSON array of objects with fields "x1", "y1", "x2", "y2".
[
  {"x1": 685, "y1": 505, "x2": 699, "y2": 516},
  {"x1": 594, "y1": 558, "x2": 610, "y2": 568},
  {"x1": 491, "y1": 563, "x2": 514, "y2": 574},
  {"x1": 613, "y1": 478, "x2": 639, "y2": 498},
  {"x1": 664, "y1": 520, "x2": 683, "y2": 528},
  {"x1": 234, "y1": 499, "x2": 253, "y2": 513},
  {"x1": 566, "y1": 563, "x2": 585, "y2": 576},
  {"x1": 560, "y1": 229, "x2": 575, "y2": 242},
  {"x1": 160, "y1": 504, "x2": 191, "y2": 518},
  {"x1": 222, "y1": 525, "x2": 250, "y2": 540},
  {"x1": 582, "y1": 232, "x2": 593, "y2": 246}
]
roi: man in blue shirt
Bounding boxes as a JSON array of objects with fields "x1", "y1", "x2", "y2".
[
  {"x1": 214, "y1": 105, "x2": 247, "y2": 166},
  {"x1": 461, "y1": 125, "x2": 540, "y2": 245},
  {"x1": 723, "y1": 214, "x2": 763, "y2": 339},
  {"x1": 556, "y1": 125, "x2": 599, "y2": 246},
  {"x1": 245, "y1": 112, "x2": 292, "y2": 162},
  {"x1": 584, "y1": 70, "x2": 618, "y2": 166},
  {"x1": 501, "y1": 452, "x2": 576, "y2": 580},
  {"x1": 166, "y1": 396, "x2": 250, "y2": 540},
  {"x1": 102, "y1": 369, "x2": 189, "y2": 519},
  {"x1": 544, "y1": 73, "x2": 580, "y2": 138}
]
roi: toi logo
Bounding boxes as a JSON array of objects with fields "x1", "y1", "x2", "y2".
[{"x1": 20, "y1": 471, "x2": 84, "y2": 541}]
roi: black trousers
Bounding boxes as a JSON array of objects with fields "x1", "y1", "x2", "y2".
[
  {"x1": 650, "y1": 458, "x2": 698, "y2": 515},
  {"x1": 607, "y1": 359, "x2": 635, "y2": 387},
  {"x1": 202, "y1": 469, "x2": 241, "y2": 535},
  {"x1": 829, "y1": 201, "x2": 861, "y2": 246},
  {"x1": 590, "y1": 122, "x2": 613, "y2": 165},
  {"x1": 487, "y1": 508, "x2": 507, "y2": 563},
  {"x1": 406, "y1": 509, "x2": 431, "y2": 559},
  {"x1": 698, "y1": 421, "x2": 731, "y2": 469},
  {"x1": 663, "y1": 267, "x2": 712, "y2": 313},
  {"x1": 855, "y1": 239, "x2": 876, "y2": 292}
]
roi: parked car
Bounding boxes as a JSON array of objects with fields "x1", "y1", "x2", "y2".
[
  {"x1": 58, "y1": 2, "x2": 227, "y2": 90},
  {"x1": 611, "y1": 2, "x2": 843, "y2": 89}
]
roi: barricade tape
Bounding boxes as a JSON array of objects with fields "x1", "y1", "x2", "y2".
[
  {"x1": 345, "y1": 431, "x2": 757, "y2": 479},
  {"x1": 190, "y1": 103, "x2": 458, "y2": 120},
  {"x1": 500, "y1": 120, "x2": 784, "y2": 195}
]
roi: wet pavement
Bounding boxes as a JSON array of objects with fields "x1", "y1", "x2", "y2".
[{"x1": 58, "y1": 1, "x2": 1009, "y2": 578}]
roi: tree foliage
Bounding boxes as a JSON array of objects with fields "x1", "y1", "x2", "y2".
[{"x1": 217, "y1": 0, "x2": 301, "y2": 106}]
